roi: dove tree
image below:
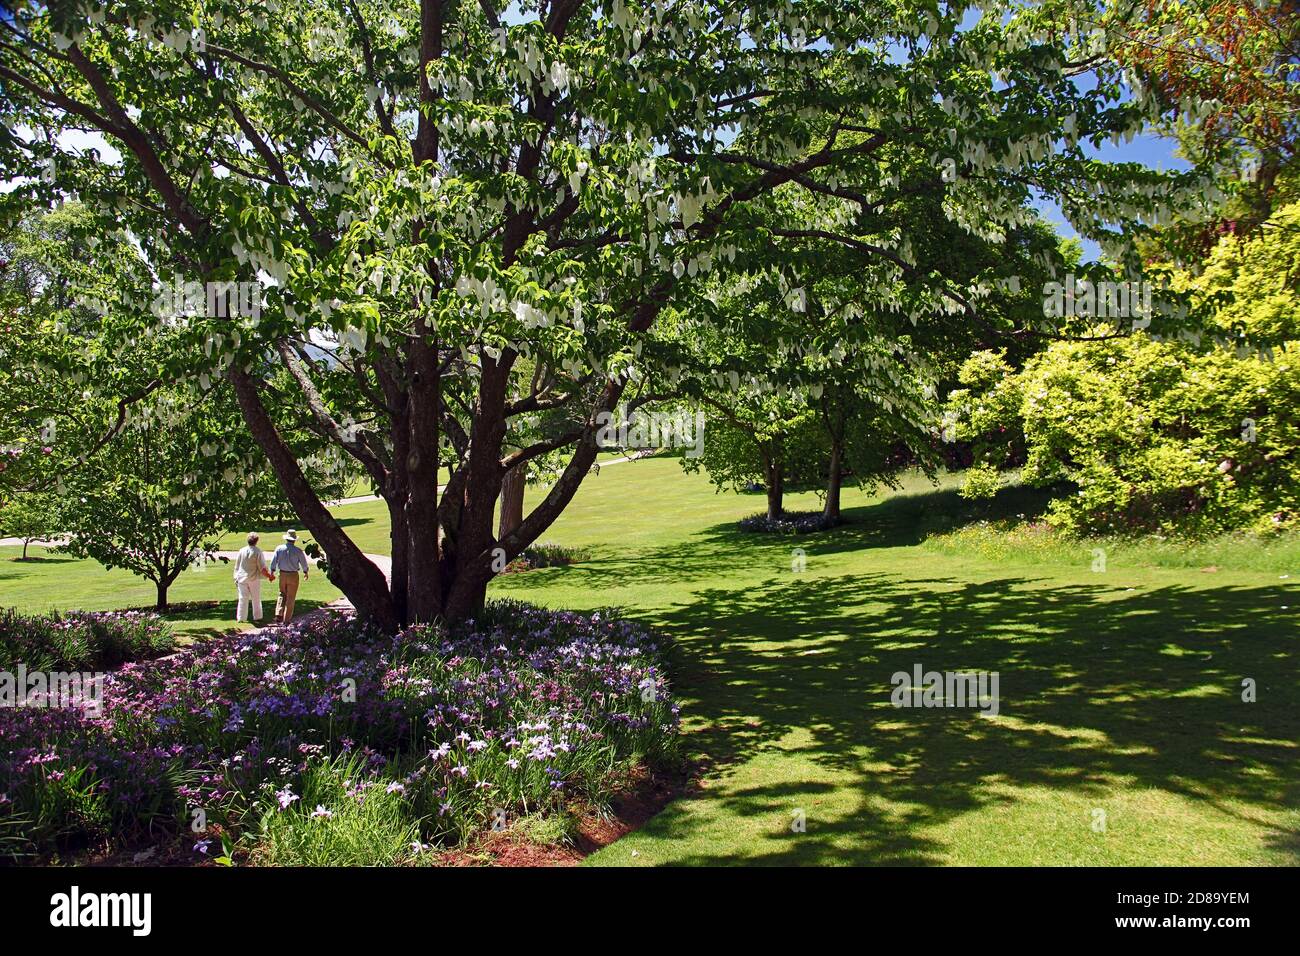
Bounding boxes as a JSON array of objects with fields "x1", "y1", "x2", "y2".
[
  {"x1": 0, "y1": 0, "x2": 1216, "y2": 627},
  {"x1": 670, "y1": 161, "x2": 1062, "y2": 523}
]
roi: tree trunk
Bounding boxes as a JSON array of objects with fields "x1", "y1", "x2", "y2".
[
  {"x1": 498, "y1": 463, "x2": 526, "y2": 539},
  {"x1": 765, "y1": 457, "x2": 784, "y2": 520},
  {"x1": 22, "y1": 538, "x2": 29, "y2": 561},
  {"x1": 388, "y1": 495, "x2": 410, "y2": 625},
  {"x1": 155, "y1": 580, "x2": 169, "y2": 612},
  {"x1": 404, "y1": 333, "x2": 442, "y2": 623},
  {"x1": 442, "y1": 357, "x2": 513, "y2": 618},
  {"x1": 823, "y1": 440, "x2": 842, "y2": 523}
]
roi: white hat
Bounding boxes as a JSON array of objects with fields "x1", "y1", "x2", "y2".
[{"x1": 284, "y1": 530, "x2": 298, "y2": 542}]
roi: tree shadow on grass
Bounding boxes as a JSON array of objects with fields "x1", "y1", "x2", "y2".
[
  {"x1": 520, "y1": 479, "x2": 1297, "y2": 865},
  {"x1": 712, "y1": 480, "x2": 1059, "y2": 550},
  {"x1": 550, "y1": 482, "x2": 1061, "y2": 595},
  {"x1": 622, "y1": 567, "x2": 1298, "y2": 864},
  {"x1": 0, "y1": 555, "x2": 79, "y2": 579}
]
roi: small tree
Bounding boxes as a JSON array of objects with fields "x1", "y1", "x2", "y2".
[
  {"x1": 683, "y1": 403, "x2": 822, "y2": 520},
  {"x1": 0, "y1": 492, "x2": 58, "y2": 560},
  {"x1": 59, "y1": 389, "x2": 282, "y2": 610}
]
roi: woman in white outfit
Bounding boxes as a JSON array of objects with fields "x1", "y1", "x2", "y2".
[{"x1": 234, "y1": 532, "x2": 273, "y2": 624}]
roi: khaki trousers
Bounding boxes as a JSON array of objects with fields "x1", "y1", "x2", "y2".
[{"x1": 275, "y1": 571, "x2": 300, "y2": 623}]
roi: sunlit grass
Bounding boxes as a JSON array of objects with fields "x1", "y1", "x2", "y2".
[
  {"x1": 0, "y1": 545, "x2": 341, "y2": 641},
  {"x1": 477, "y1": 458, "x2": 1299, "y2": 866}
]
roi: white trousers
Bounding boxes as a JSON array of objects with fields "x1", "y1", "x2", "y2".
[{"x1": 236, "y1": 577, "x2": 263, "y2": 622}]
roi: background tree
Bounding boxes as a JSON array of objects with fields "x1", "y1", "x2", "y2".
[
  {"x1": 58, "y1": 386, "x2": 286, "y2": 609},
  {"x1": 1105, "y1": 0, "x2": 1299, "y2": 234},
  {"x1": 670, "y1": 159, "x2": 1063, "y2": 524},
  {"x1": 0, "y1": 491, "x2": 59, "y2": 560}
]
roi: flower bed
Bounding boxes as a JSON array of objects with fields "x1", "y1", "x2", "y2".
[
  {"x1": 0, "y1": 608, "x2": 174, "y2": 673},
  {"x1": 0, "y1": 601, "x2": 680, "y2": 864},
  {"x1": 737, "y1": 511, "x2": 841, "y2": 535}
]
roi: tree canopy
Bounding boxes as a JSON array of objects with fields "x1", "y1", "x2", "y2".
[{"x1": 0, "y1": 0, "x2": 1218, "y2": 626}]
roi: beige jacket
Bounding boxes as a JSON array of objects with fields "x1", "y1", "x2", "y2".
[{"x1": 233, "y1": 545, "x2": 268, "y2": 583}]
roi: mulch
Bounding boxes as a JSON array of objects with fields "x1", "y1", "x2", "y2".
[{"x1": 433, "y1": 766, "x2": 687, "y2": 867}]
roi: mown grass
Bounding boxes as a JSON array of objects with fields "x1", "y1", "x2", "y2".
[
  {"x1": 0, "y1": 545, "x2": 341, "y2": 641},
  {"x1": 474, "y1": 458, "x2": 1299, "y2": 866}
]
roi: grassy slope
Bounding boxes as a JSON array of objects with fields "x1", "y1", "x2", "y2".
[
  {"x1": 0, "y1": 545, "x2": 341, "y2": 640},
  {"x1": 479, "y1": 458, "x2": 1299, "y2": 866},
  {"x1": 4, "y1": 457, "x2": 1296, "y2": 864}
]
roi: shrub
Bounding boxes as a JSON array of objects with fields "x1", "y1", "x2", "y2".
[
  {"x1": 0, "y1": 602, "x2": 680, "y2": 863},
  {"x1": 0, "y1": 608, "x2": 174, "y2": 672},
  {"x1": 738, "y1": 511, "x2": 841, "y2": 534},
  {"x1": 950, "y1": 338, "x2": 1299, "y2": 537},
  {"x1": 946, "y1": 200, "x2": 1300, "y2": 538}
]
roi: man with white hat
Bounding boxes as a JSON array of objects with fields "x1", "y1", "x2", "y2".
[{"x1": 269, "y1": 529, "x2": 310, "y2": 624}]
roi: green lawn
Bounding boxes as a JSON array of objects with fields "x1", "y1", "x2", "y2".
[
  {"x1": 477, "y1": 458, "x2": 1298, "y2": 866},
  {"x1": 5, "y1": 457, "x2": 1297, "y2": 864},
  {"x1": 0, "y1": 545, "x2": 341, "y2": 641}
]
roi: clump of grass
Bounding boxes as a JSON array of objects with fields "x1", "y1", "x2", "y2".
[
  {"x1": 247, "y1": 754, "x2": 422, "y2": 867},
  {"x1": 511, "y1": 809, "x2": 581, "y2": 847}
]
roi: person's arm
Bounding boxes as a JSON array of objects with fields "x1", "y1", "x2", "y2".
[{"x1": 301, "y1": 548, "x2": 309, "y2": 579}]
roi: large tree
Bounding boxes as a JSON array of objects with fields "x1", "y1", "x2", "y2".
[{"x1": 0, "y1": 0, "x2": 1211, "y2": 627}]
